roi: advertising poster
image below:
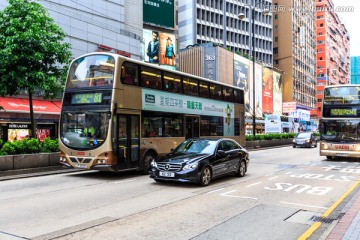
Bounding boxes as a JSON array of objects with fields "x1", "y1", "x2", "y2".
[
  {"x1": 143, "y1": 29, "x2": 160, "y2": 64},
  {"x1": 273, "y1": 71, "x2": 282, "y2": 115},
  {"x1": 262, "y1": 68, "x2": 273, "y2": 114},
  {"x1": 234, "y1": 55, "x2": 249, "y2": 110},
  {"x1": 159, "y1": 32, "x2": 176, "y2": 66},
  {"x1": 264, "y1": 114, "x2": 281, "y2": 133},
  {"x1": 37, "y1": 129, "x2": 51, "y2": 142},
  {"x1": 8, "y1": 129, "x2": 29, "y2": 142},
  {"x1": 255, "y1": 63, "x2": 263, "y2": 117}
]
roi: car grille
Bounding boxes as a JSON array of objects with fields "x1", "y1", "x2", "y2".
[
  {"x1": 69, "y1": 157, "x2": 92, "y2": 163},
  {"x1": 157, "y1": 162, "x2": 182, "y2": 172}
]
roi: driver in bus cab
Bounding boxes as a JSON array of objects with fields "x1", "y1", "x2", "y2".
[{"x1": 326, "y1": 127, "x2": 336, "y2": 135}]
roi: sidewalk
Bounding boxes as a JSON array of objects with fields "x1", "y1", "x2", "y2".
[{"x1": 326, "y1": 189, "x2": 360, "y2": 240}]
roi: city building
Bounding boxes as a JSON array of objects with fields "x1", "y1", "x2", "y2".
[
  {"x1": 273, "y1": 0, "x2": 317, "y2": 120},
  {"x1": 315, "y1": 0, "x2": 350, "y2": 117},
  {"x1": 0, "y1": 0, "x2": 145, "y2": 141},
  {"x1": 350, "y1": 56, "x2": 360, "y2": 84},
  {"x1": 178, "y1": 0, "x2": 273, "y2": 65}
]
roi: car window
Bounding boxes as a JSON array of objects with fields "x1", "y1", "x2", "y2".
[
  {"x1": 226, "y1": 140, "x2": 240, "y2": 150},
  {"x1": 218, "y1": 141, "x2": 226, "y2": 151},
  {"x1": 296, "y1": 133, "x2": 311, "y2": 139}
]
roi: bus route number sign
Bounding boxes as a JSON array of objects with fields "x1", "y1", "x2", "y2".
[
  {"x1": 330, "y1": 108, "x2": 357, "y2": 117},
  {"x1": 71, "y1": 93, "x2": 103, "y2": 104}
]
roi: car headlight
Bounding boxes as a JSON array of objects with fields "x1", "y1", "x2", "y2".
[
  {"x1": 150, "y1": 160, "x2": 157, "y2": 168},
  {"x1": 306, "y1": 139, "x2": 310, "y2": 143},
  {"x1": 292, "y1": 139, "x2": 295, "y2": 143},
  {"x1": 183, "y1": 162, "x2": 198, "y2": 170}
]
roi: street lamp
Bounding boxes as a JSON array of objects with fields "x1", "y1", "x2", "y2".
[{"x1": 238, "y1": 1, "x2": 270, "y2": 137}]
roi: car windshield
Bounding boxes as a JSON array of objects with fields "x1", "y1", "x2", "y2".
[
  {"x1": 296, "y1": 133, "x2": 311, "y2": 139},
  {"x1": 174, "y1": 139, "x2": 217, "y2": 154}
]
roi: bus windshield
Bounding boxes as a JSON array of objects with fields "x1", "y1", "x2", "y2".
[
  {"x1": 67, "y1": 55, "x2": 115, "y2": 88},
  {"x1": 60, "y1": 111, "x2": 110, "y2": 149},
  {"x1": 320, "y1": 120, "x2": 360, "y2": 143}
]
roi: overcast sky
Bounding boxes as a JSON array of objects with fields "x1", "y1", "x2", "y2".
[{"x1": 332, "y1": 0, "x2": 360, "y2": 56}]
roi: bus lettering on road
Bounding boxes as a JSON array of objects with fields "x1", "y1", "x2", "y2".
[{"x1": 265, "y1": 183, "x2": 332, "y2": 195}]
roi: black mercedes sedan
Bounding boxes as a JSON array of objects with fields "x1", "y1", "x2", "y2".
[{"x1": 149, "y1": 138, "x2": 249, "y2": 186}]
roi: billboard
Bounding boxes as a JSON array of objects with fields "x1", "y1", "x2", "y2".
[
  {"x1": 144, "y1": 29, "x2": 176, "y2": 67},
  {"x1": 143, "y1": 0, "x2": 175, "y2": 29},
  {"x1": 262, "y1": 68, "x2": 273, "y2": 114},
  {"x1": 273, "y1": 71, "x2": 282, "y2": 115},
  {"x1": 265, "y1": 114, "x2": 281, "y2": 133},
  {"x1": 254, "y1": 63, "x2": 263, "y2": 117},
  {"x1": 234, "y1": 55, "x2": 249, "y2": 110}
]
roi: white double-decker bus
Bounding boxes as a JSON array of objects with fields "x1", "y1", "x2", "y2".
[{"x1": 320, "y1": 85, "x2": 360, "y2": 159}]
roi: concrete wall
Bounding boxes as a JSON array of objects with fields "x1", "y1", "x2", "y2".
[{"x1": 0, "y1": 153, "x2": 60, "y2": 171}]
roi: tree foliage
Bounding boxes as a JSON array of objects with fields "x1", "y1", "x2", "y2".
[{"x1": 0, "y1": 0, "x2": 72, "y2": 137}]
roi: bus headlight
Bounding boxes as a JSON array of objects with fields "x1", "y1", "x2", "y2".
[
  {"x1": 355, "y1": 146, "x2": 360, "y2": 152},
  {"x1": 97, "y1": 159, "x2": 107, "y2": 164}
]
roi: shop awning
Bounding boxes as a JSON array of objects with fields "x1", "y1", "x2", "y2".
[{"x1": 0, "y1": 97, "x2": 61, "y2": 115}]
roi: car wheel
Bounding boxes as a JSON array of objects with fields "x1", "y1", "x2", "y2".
[
  {"x1": 199, "y1": 166, "x2": 212, "y2": 186},
  {"x1": 236, "y1": 160, "x2": 246, "y2": 177},
  {"x1": 293, "y1": 145, "x2": 296, "y2": 148},
  {"x1": 142, "y1": 152, "x2": 155, "y2": 174},
  {"x1": 326, "y1": 156, "x2": 332, "y2": 160}
]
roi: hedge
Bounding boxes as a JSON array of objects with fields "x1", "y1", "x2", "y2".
[
  {"x1": 0, "y1": 138, "x2": 59, "y2": 156},
  {"x1": 245, "y1": 132, "x2": 320, "y2": 141}
]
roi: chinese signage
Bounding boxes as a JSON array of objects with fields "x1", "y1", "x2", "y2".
[
  {"x1": 283, "y1": 102, "x2": 297, "y2": 113},
  {"x1": 143, "y1": 0, "x2": 175, "y2": 29},
  {"x1": 204, "y1": 47, "x2": 217, "y2": 80},
  {"x1": 142, "y1": 89, "x2": 235, "y2": 135}
]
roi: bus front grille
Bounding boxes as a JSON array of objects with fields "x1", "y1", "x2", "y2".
[
  {"x1": 69, "y1": 157, "x2": 92, "y2": 163},
  {"x1": 157, "y1": 162, "x2": 182, "y2": 171}
]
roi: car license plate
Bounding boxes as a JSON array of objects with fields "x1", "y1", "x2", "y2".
[
  {"x1": 75, "y1": 163, "x2": 87, "y2": 169},
  {"x1": 159, "y1": 171, "x2": 175, "y2": 178},
  {"x1": 336, "y1": 153, "x2": 348, "y2": 157}
]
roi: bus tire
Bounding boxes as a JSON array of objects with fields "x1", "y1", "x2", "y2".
[
  {"x1": 142, "y1": 152, "x2": 155, "y2": 174},
  {"x1": 326, "y1": 156, "x2": 332, "y2": 160}
]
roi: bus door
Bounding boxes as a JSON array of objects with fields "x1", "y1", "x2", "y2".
[
  {"x1": 185, "y1": 116, "x2": 200, "y2": 139},
  {"x1": 117, "y1": 115, "x2": 140, "y2": 169}
]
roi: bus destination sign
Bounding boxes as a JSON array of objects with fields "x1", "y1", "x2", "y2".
[
  {"x1": 330, "y1": 108, "x2": 357, "y2": 117},
  {"x1": 71, "y1": 93, "x2": 103, "y2": 104}
]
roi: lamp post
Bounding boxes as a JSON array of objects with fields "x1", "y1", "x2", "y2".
[{"x1": 238, "y1": 1, "x2": 270, "y2": 137}]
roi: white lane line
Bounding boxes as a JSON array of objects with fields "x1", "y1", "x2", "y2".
[
  {"x1": 114, "y1": 179, "x2": 137, "y2": 184},
  {"x1": 220, "y1": 190, "x2": 258, "y2": 200},
  {"x1": 268, "y1": 176, "x2": 279, "y2": 181},
  {"x1": 207, "y1": 188, "x2": 225, "y2": 194},
  {"x1": 284, "y1": 172, "x2": 292, "y2": 175},
  {"x1": 265, "y1": 173, "x2": 274, "y2": 176},
  {"x1": 247, "y1": 182, "x2": 262, "y2": 188},
  {"x1": 280, "y1": 201, "x2": 327, "y2": 209}
]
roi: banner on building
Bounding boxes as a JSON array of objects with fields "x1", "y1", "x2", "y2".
[
  {"x1": 265, "y1": 114, "x2": 281, "y2": 133},
  {"x1": 262, "y1": 68, "x2": 273, "y2": 114},
  {"x1": 234, "y1": 54, "x2": 249, "y2": 110},
  {"x1": 273, "y1": 71, "x2": 282, "y2": 115}
]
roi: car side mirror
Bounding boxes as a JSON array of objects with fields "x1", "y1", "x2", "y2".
[{"x1": 217, "y1": 150, "x2": 226, "y2": 158}]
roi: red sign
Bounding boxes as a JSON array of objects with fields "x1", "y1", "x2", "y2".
[
  {"x1": 77, "y1": 152, "x2": 85, "y2": 156},
  {"x1": 335, "y1": 145, "x2": 349, "y2": 150}
]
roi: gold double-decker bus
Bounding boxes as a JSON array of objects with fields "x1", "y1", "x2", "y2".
[
  {"x1": 58, "y1": 52, "x2": 245, "y2": 172},
  {"x1": 320, "y1": 85, "x2": 360, "y2": 159}
]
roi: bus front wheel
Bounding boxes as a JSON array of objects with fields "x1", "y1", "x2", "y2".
[
  {"x1": 142, "y1": 152, "x2": 155, "y2": 174},
  {"x1": 326, "y1": 156, "x2": 332, "y2": 160}
]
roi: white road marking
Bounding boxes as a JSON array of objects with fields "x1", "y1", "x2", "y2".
[
  {"x1": 246, "y1": 182, "x2": 262, "y2": 188},
  {"x1": 268, "y1": 176, "x2": 279, "y2": 181},
  {"x1": 280, "y1": 201, "x2": 327, "y2": 209},
  {"x1": 113, "y1": 179, "x2": 137, "y2": 184},
  {"x1": 207, "y1": 188, "x2": 225, "y2": 194},
  {"x1": 265, "y1": 173, "x2": 274, "y2": 176},
  {"x1": 285, "y1": 172, "x2": 292, "y2": 175},
  {"x1": 220, "y1": 190, "x2": 258, "y2": 200}
]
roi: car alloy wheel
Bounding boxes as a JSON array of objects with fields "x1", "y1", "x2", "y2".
[
  {"x1": 236, "y1": 160, "x2": 246, "y2": 177},
  {"x1": 199, "y1": 166, "x2": 211, "y2": 186},
  {"x1": 142, "y1": 152, "x2": 155, "y2": 174}
]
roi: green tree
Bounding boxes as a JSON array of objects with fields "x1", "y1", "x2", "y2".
[{"x1": 0, "y1": 0, "x2": 72, "y2": 138}]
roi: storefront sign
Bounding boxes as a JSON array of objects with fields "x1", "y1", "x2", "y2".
[{"x1": 8, "y1": 124, "x2": 29, "y2": 129}]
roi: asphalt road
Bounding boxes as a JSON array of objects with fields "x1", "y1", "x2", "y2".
[{"x1": 0, "y1": 146, "x2": 359, "y2": 240}]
